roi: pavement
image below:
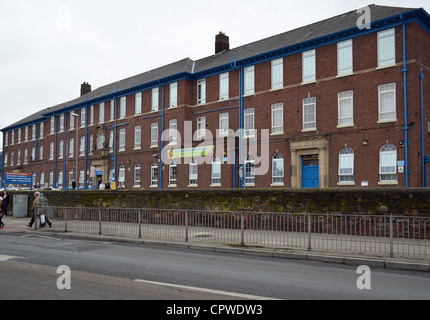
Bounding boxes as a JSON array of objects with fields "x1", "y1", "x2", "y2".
[{"x1": 1, "y1": 216, "x2": 429, "y2": 273}]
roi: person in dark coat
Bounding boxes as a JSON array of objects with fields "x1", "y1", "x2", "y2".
[
  {"x1": 0, "y1": 197, "x2": 5, "y2": 229},
  {"x1": 2, "y1": 191, "x2": 9, "y2": 217}
]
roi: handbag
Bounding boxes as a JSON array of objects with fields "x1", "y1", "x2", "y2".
[{"x1": 40, "y1": 214, "x2": 45, "y2": 224}]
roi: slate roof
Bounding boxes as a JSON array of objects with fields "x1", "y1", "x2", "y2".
[{"x1": 2, "y1": 4, "x2": 425, "y2": 131}]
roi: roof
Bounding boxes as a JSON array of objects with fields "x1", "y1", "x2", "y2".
[{"x1": 2, "y1": 4, "x2": 428, "y2": 132}]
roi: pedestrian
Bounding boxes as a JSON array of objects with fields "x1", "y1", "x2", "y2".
[
  {"x1": 72, "y1": 180, "x2": 76, "y2": 190},
  {"x1": 2, "y1": 191, "x2": 9, "y2": 217},
  {"x1": 105, "y1": 181, "x2": 111, "y2": 190},
  {"x1": 0, "y1": 197, "x2": 5, "y2": 230},
  {"x1": 27, "y1": 191, "x2": 41, "y2": 228},
  {"x1": 39, "y1": 193, "x2": 52, "y2": 228}
]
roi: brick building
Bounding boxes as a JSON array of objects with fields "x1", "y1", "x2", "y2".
[{"x1": 2, "y1": 5, "x2": 430, "y2": 190}]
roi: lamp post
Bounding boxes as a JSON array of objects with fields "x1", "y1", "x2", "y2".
[{"x1": 70, "y1": 112, "x2": 79, "y2": 189}]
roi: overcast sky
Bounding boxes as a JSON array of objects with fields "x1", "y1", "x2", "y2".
[{"x1": 0, "y1": 0, "x2": 428, "y2": 150}]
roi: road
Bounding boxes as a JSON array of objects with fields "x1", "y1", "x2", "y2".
[{"x1": 1, "y1": 233, "x2": 429, "y2": 301}]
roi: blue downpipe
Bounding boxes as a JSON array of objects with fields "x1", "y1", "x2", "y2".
[{"x1": 402, "y1": 22, "x2": 409, "y2": 188}]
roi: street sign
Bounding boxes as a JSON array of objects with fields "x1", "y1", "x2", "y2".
[{"x1": 5, "y1": 172, "x2": 33, "y2": 186}]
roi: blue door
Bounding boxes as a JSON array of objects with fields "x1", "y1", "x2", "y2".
[{"x1": 302, "y1": 155, "x2": 319, "y2": 188}]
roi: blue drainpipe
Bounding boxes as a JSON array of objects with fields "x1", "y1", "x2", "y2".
[
  {"x1": 160, "y1": 86, "x2": 165, "y2": 190},
  {"x1": 402, "y1": 21, "x2": 409, "y2": 187},
  {"x1": 420, "y1": 70, "x2": 425, "y2": 187}
]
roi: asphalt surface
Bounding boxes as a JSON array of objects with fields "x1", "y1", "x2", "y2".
[{"x1": 1, "y1": 216, "x2": 429, "y2": 273}]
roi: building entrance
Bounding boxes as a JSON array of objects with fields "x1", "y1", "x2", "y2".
[{"x1": 302, "y1": 155, "x2": 320, "y2": 188}]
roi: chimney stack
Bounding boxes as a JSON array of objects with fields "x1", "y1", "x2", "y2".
[
  {"x1": 81, "y1": 82, "x2": 91, "y2": 96},
  {"x1": 215, "y1": 32, "x2": 229, "y2": 54}
]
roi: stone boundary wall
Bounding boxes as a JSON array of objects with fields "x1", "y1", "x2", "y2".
[{"x1": 7, "y1": 188, "x2": 430, "y2": 217}]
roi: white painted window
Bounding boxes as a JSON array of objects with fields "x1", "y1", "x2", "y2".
[{"x1": 303, "y1": 49, "x2": 316, "y2": 83}]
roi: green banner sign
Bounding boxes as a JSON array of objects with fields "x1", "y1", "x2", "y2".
[{"x1": 168, "y1": 145, "x2": 214, "y2": 159}]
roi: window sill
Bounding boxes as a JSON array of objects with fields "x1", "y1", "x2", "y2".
[
  {"x1": 149, "y1": 185, "x2": 158, "y2": 189},
  {"x1": 376, "y1": 64, "x2": 396, "y2": 70},
  {"x1": 337, "y1": 181, "x2": 356, "y2": 186},
  {"x1": 377, "y1": 119, "x2": 397, "y2": 124},
  {"x1": 301, "y1": 128, "x2": 317, "y2": 133},
  {"x1": 210, "y1": 183, "x2": 221, "y2": 188},
  {"x1": 337, "y1": 124, "x2": 354, "y2": 129},
  {"x1": 378, "y1": 181, "x2": 398, "y2": 185},
  {"x1": 301, "y1": 80, "x2": 317, "y2": 86},
  {"x1": 270, "y1": 86, "x2": 283, "y2": 92},
  {"x1": 150, "y1": 145, "x2": 159, "y2": 149},
  {"x1": 188, "y1": 184, "x2": 198, "y2": 188},
  {"x1": 270, "y1": 132, "x2": 284, "y2": 136},
  {"x1": 336, "y1": 72, "x2": 355, "y2": 78},
  {"x1": 168, "y1": 184, "x2": 177, "y2": 188},
  {"x1": 270, "y1": 183, "x2": 284, "y2": 187}
]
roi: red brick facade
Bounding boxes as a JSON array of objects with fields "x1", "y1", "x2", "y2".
[{"x1": 2, "y1": 8, "x2": 430, "y2": 190}]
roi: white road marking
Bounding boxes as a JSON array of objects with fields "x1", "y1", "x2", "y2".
[{"x1": 134, "y1": 279, "x2": 278, "y2": 300}]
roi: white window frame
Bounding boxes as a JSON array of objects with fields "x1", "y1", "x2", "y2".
[
  {"x1": 110, "y1": 100, "x2": 115, "y2": 121},
  {"x1": 79, "y1": 136, "x2": 85, "y2": 156},
  {"x1": 189, "y1": 159, "x2": 198, "y2": 186},
  {"x1": 379, "y1": 144, "x2": 397, "y2": 182},
  {"x1": 134, "y1": 163, "x2": 141, "y2": 187},
  {"x1": 152, "y1": 88, "x2": 159, "y2": 112},
  {"x1": 170, "y1": 82, "x2": 178, "y2": 108},
  {"x1": 244, "y1": 108, "x2": 255, "y2": 138},
  {"x1": 339, "y1": 147, "x2": 354, "y2": 183},
  {"x1": 151, "y1": 162, "x2": 158, "y2": 187},
  {"x1": 69, "y1": 138, "x2": 74, "y2": 158},
  {"x1": 134, "y1": 125, "x2": 141, "y2": 149},
  {"x1": 151, "y1": 123, "x2": 158, "y2": 147},
  {"x1": 378, "y1": 28, "x2": 395, "y2": 68},
  {"x1": 378, "y1": 83, "x2": 396, "y2": 122},
  {"x1": 271, "y1": 58, "x2": 283, "y2": 90},
  {"x1": 118, "y1": 165, "x2": 126, "y2": 187},
  {"x1": 98, "y1": 133, "x2": 105, "y2": 150},
  {"x1": 303, "y1": 97, "x2": 316, "y2": 131},
  {"x1": 303, "y1": 49, "x2": 316, "y2": 83},
  {"x1": 119, "y1": 128, "x2": 126, "y2": 151},
  {"x1": 99, "y1": 103, "x2": 105, "y2": 124},
  {"x1": 59, "y1": 114, "x2": 65, "y2": 132},
  {"x1": 59, "y1": 140, "x2": 64, "y2": 159},
  {"x1": 80, "y1": 108, "x2": 86, "y2": 127},
  {"x1": 245, "y1": 155, "x2": 255, "y2": 185},
  {"x1": 338, "y1": 91, "x2": 354, "y2": 127},
  {"x1": 169, "y1": 161, "x2": 177, "y2": 186},
  {"x1": 169, "y1": 119, "x2": 177, "y2": 145},
  {"x1": 219, "y1": 112, "x2": 229, "y2": 137},
  {"x1": 90, "y1": 105, "x2": 94, "y2": 125},
  {"x1": 49, "y1": 142, "x2": 54, "y2": 160},
  {"x1": 120, "y1": 97, "x2": 126, "y2": 119},
  {"x1": 244, "y1": 66, "x2": 255, "y2": 95},
  {"x1": 197, "y1": 79, "x2": 206, "y2": 105},
  {"x1": 271, "y1": 103, "x2": 283, "y2": 134},
  {"x1": 272, "y1": 153, "x2": 284, "y2": 185},
  {"x1": 69, "y1": 113, "x2": 75, "y2": 130},
  {"x1": 219, "y1": 72, "x2": 229, "y2": 100},
  {"x1": 211, "y1": 157, "x2": 221, "y2": 185},
  {"x1": 337, "y1": 39, "x2": 353, "y2": 76},
  {"x1": 50, "y1": 117, "x2": 55, "y2": 134},
  {"x1": 135, "y1": 92, "x2": 142, "y2": 115},
  {"x1": 197, "y1": 117, "x2": 206, "y2": 141}
]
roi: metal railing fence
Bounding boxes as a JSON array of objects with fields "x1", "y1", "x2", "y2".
[{"x1": 44, "y1": 207, "x2": 430, "y2": 257}]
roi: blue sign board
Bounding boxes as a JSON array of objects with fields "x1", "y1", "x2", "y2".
[{"x1": 5, "y1": 173, "x2": 33, "y2": 185}]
